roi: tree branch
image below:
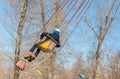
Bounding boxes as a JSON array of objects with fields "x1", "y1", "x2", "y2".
[{"x1": 84, "y1": 18, "x2": 99, "y2": 39}]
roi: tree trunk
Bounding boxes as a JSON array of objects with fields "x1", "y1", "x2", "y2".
[
  {"x1": 40, "y1": 0, "x2": 48, "y2": 79},
  {"x1": 14, "y1": 0, "x2": 28, "y2": 79},
  {"x1": 40, "y1": 0, "x2": 46, "y2": 32},
  {"x1": 49, "y1": 51, "x2": 57, "y2": 79},
  {"x1": 48, "y1": 0, "x2": 60, "y2": 79},
  {"x1": 40, "y1": 0, "x2": 60, "y2": 79},
  {"x1": 93, "y1": 35, "x2": 103, "y2": 79}
]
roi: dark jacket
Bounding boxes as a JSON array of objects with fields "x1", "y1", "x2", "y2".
[{"x1": 40, "y1": 32, "x2": 61, "y2": 47}]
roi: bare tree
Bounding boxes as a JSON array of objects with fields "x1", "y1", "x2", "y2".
[
  {"x1": 14, "y1": 0, "x2": 28, "y2": 79},
  {"x1": 84, "y1": 0, "x2": 120, "y2": 79},
  {"x1": 109, "y1": 52, "x2": 120, "y2": 79},
  {"x1": 0, "y1": 53, "x2": 7, "y2": 79},
  {"x1": 46, "y1": 0, "x2": 61, "y2": 79}
]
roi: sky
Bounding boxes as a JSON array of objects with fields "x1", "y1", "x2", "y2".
[
  {"x1": 0, "y1": 0, "x2": 16, "y2": 55},
  {"x1": 0, "y1": 0, "x2": 120, "y2": 68}
]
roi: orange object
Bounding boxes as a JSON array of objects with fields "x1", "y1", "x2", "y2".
[
  {"x1": 16, "y1": 60, "x2": 26, "y2": 70},
  {"x1": 24, "y1": 52, "x2": 32, "y2": 59},
  {"x1": 28, "y1": 55, "x2": 35, "y2": 62},
  {"x1": 38, "y1": 39, "x2": 56, "y2": 52}
]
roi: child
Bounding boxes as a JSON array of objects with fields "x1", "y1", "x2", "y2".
[{"x1": 24, "y1": 29, "x2": 61, "y2": 62}]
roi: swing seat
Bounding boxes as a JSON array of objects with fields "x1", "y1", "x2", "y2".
[
  {"x1": 36, "y1": 69, "x2": 43, "y2": 76},
  {"x1": 16, "y1": 60, "x2": 26, "y2": 70},
  {"x1": 38, "y1": 39, "x2": 56, "y2": 52}
]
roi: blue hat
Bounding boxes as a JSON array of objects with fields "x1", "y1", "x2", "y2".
[
  {"x1": 53, "y1": 29, "x2": 60, "y2": 35},
  {"x1": 79, "y1": 74, "x2": 86, "y2": 78}
]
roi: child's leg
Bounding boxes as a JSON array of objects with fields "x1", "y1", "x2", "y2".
[
  {"x1": 29, "y1": 44, "x2": 38, "y2": 53},
  {"x1": 28, "y1": 49, "x2": 40, "y2": 62},
  {"x1": 35, "y1": 48, "x2": 41, "y2": 57},
  {"x1": 24, "y1": 44, "x2": 38, "y2": 59}
]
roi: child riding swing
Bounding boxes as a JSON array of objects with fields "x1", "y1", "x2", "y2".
[
  {"x1": 24, "y1": 28, "x2": 61, "y2": 62},
  {"x1": 16, "y1": 28, "x2": 61, "y2": 70}
]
